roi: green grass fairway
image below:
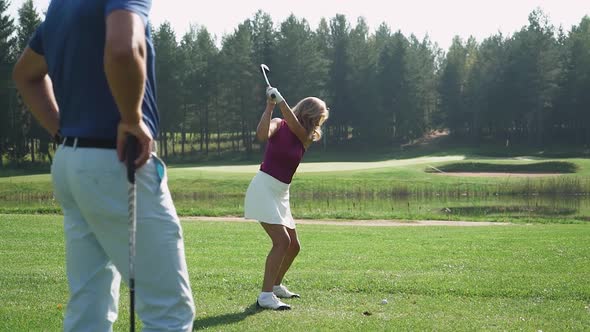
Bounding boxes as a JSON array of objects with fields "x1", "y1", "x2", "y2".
[
  {"x1": 1, "y1": 214, "x2": 588, "y2": 331},
  {"x1": 2, "y1": 155, "x2": 590, "y2": 222},
  {"x1": 0, "y1": 154, "x2": 590, "y2": 223}
]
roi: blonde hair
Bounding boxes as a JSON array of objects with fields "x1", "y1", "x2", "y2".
[{"x1": 292, "y1": 97, "x2": 329, "y2": 142}]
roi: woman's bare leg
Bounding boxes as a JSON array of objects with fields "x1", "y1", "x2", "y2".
[
  {"x1": 260, "y1": 223, "x2": 291, "y2": 292},
  {"x1": 274, "y1": 227, "x2": 300, "y2": 286}
]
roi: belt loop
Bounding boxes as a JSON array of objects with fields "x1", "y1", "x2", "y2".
[{"x1": 73, "y1": 137, "x2": 78, "y2": 150}]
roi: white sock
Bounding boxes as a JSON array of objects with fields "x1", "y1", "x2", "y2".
[{"x1": 259, "y1": 291, "x2": 274, "y2": 300}]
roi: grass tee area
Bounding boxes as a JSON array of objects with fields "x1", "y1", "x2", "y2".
[{"x1": 1, "y1": 214, "x2": 588, "y2": 331}]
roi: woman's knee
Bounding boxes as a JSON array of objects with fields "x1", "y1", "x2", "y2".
[
  {"x1": 289, "y1": 237, "x2": 301, "y2": 254},
  {"x1": 285, "y1": 229, "x2": 300, "y2": 254},
  {"x1": 271, "y1": 233, "x2": 291, "y2": 251}
]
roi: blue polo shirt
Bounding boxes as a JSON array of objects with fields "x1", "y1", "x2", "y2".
[{"x1": 28, "y1": 0, "x2": 158, "y2": 140}]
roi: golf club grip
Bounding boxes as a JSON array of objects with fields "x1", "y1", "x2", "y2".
[{"x1": 126, "y1": 135, "x2": 139, "y2": 183}]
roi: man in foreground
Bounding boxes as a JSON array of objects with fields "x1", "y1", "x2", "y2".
[{"x1": 12, "y1": 1, "x2": 195, "y2": 331}]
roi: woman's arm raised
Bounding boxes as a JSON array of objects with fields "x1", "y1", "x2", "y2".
[
  {"x1": 255, "y1": 99, "x2": 282, "y2": 142},
  {"x1": 267, "y1": 87, "x2": 311, "y2": 146}
]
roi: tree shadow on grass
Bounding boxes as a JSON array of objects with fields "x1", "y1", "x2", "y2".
[
  {"x1": 442, "y1": 205, "x2": 578, "y2": 216},
  {"x1": 425, "y1": 161, "x2": 579, "y2": 174},
  {"x1": 193, "y1": 303, "x2": 262, "y2": 330}
]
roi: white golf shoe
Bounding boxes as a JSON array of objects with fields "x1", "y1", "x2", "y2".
[
  {"x1": 256, "y1": 293, "x2": 291, "y2": 310},
  {"x1": 273, "y1": 284, "x2": 301, "y2": 299}
]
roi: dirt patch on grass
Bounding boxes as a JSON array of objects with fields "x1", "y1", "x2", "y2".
[{"x1": 182, "y1": 216, "x2": 511, "y2": 227}]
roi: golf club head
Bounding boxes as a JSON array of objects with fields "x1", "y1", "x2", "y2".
[{"x1": 259, "y1": 64, "x2": 276, "y2": 99}]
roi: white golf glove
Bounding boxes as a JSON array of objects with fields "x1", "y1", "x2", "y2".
[{"x1": 266, "y1": 87, "x2": 284, "y2": 104}]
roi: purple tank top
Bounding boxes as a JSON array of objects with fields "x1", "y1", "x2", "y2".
[{"x1": 260, "y1": 120, "x2": 305, "y2": 184}]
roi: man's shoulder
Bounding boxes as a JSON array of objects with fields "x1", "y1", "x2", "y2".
[{"x1": 105, "y1": 0, "x2": 152, "y2": 24}]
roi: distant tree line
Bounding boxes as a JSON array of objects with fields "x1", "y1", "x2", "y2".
[{"x1": 1, "y1": 0, "x2": 589, "y2": 165}]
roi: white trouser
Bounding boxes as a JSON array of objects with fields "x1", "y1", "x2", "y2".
[{"x1": 51, "y1": 145, "x2": 195, "y2": 332}]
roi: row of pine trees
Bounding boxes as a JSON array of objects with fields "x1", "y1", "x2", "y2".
[{"x1": 1, "y1": 1, "x2": 589, "y2": 165}]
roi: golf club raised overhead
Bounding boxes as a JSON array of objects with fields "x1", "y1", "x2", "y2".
[{"x1": 260, "y1": 64, "x2": 276, "y2": 99}]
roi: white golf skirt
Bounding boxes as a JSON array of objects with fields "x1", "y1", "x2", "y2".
[{"x1": 244, "y1": 171, "x2": 295, "y2": 229}]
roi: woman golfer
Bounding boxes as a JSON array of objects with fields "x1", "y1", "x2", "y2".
[{"x1": 245, "y1": 87, "x2": 329, "y2": 310}]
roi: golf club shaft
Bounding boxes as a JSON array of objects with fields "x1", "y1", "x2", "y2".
[
  {"x1": 260, "y1": 64, "x2": 276, "y2": 99},
  {"x1": 126, "y1": 135, "x2": 138, "y2": 332},
  {"x1": 263, "y1": 75, "x2": 271, "y2": 88}
]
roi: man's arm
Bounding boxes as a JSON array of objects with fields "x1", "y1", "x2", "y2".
[
  {"x1": 12, "y1": 47, "x2": 60, "y2": 138},
  {"x1": 104, "y1": 9, "x2": 152, "y2": 166}
]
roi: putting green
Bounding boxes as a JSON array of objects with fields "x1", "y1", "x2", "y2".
[{"x1": 178, "y1": 155, "x2": 466, "y2": 173}]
